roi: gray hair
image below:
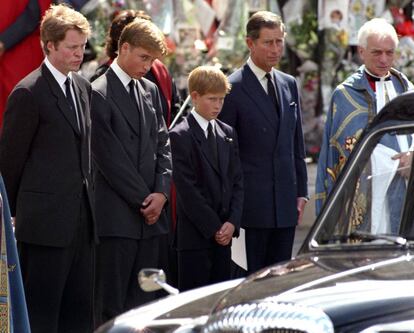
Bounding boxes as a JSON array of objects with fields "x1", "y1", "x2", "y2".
[{"x1": 357, "y1": 18, "x2": 398, "y2": 48}]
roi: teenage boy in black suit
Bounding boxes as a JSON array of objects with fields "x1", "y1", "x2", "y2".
[
  {"x1": 170, "y1": 66, "x2": 243, "y2": 291},
  {"x1": 91, "y1": 18, "x2": 171, "y2": 325}
]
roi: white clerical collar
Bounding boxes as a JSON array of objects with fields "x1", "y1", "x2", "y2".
[
  {"x1": 364, "y1": 67, "x2": 391, "y2": 81},
  {"x1": 191, "y1": 108, "x2": 215, "y2": 137},
  {"x1": 111, "y1": 58, "x2": 134, "y2": 90}
]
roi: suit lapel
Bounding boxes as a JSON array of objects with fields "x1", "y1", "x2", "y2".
[
  {"x1": 72, "y1": 75, "x2": 87, "y2": 136},
  {"x1": 215, "y1": 121, "x2": 229, "y2": 177},
  {"x1": 241, "y1": 64, "x2": 278, "y2": 130},
  {"x1": 136, "y1": 80, "x2": 154, "y2": 152},
  {"x1": 188, "y1": 115, "x2": 220, "y2": 174},
  {"x1": 107, "y1": 68, "x2": 140, "y2": 135},
  {"x1": 42, "y1": 64, "x2": 80, "y2": 136},
  {"x1": 273, "y1": 69, "x2": 286, "y2": 121}
]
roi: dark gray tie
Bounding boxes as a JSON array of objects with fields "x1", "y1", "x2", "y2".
[
  {"x1": 265, "y1": 72, "x2": 280, "y2": 117},
  {"x1": 129, "y1": 80, "x2": 139, "y2": 112},
  {"x1": 65, "y1": 77, "x2": 81, "y2": 130},
  {"x1": 129, "y1": 80, "x2": 141, "y2": 159},
  {"x1": 207, "y1": 122, "x2": 218, "y2": 168}
]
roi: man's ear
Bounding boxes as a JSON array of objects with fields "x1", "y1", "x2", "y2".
[
  {"x1": 190, "y1": 91, "x2": 199, "y2": 104},
  {"x1": 246, "y1": 37, "x2": 254, "y2": 50},
  {"x1": 46, "y1": 40, "x2": 56, "y2": 53},
  {"x1": 357, "y1": 45, "x2": 364, "y2": 61},
  {"x1": 120, "y1": 42, "x2": 130, "y2": 55}
]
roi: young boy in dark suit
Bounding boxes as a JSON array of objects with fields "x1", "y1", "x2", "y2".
[{"x1": 170, "y1": 66, "x2": 243, "y2": 291}]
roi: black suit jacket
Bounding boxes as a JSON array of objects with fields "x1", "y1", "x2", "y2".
[
  {"x1": 91, "y1": 68, "x2": 172, "y2": 239},
  {"x1": 170, "y1": 114, "x2": 243, "y2": 250},
  {"x1": 0, "y1": 63, "x2": 95, "y2": 247}
]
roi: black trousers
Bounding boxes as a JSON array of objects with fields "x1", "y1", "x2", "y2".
[
  {"x1": 178, "y1": 245, "x2": 231, "y2": 292},
  {"x1": 94, "y1": 236, "x2": 160, "y2": 327},
  {"x1": 18, "y1": 195, "x2": 95, "y2": 333},
  {"x1": 245, "y1": 226, "x2": 295, "y2": 274}
]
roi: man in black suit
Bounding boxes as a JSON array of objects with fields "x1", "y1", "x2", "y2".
[
  {"x1": 91, "y1": 18, "x2": 171, "y2": 325},
  {"x1": 170, "y1": 66, "x2": 243, "y2": 291},
  {"x1": 219, "y1": 11, "x2": 308, "y2": 274},
  {"x1": 0, "y1": 4, "x2": 95, "y2": 333}
]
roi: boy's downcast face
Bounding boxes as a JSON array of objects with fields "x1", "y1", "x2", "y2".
[
  {"x1": 119, "y1": 44, "x2": 159, "y2": 79},
  {"x1": 191, "y1": 92, "x2": 226, "y2": 121}
]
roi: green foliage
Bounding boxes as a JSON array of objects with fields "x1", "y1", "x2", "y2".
[{"x1": 288, "y1": 11, "x2": 318, "y2": 60}]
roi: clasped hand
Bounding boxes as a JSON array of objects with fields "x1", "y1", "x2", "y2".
[
  {"x1": 140, "y1": 193, "x2": 167, "y2": 225},
  {"x1": 215, "y1": 222, "x2": 235, "y2": 246}
]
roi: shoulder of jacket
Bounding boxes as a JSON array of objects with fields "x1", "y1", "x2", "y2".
[
  {"x1": 216, "y1": 119, "x2": 233, "y2": 132},
  {"x1": 275, "y1": 69, "x2": 295, "y2": 82},
  {"x1": 72, "y1": 72, "x2": 91, "y2": 87},
  {"x1": 138, "y1": 77, "x2": 158, "y2": 90},
  {"x1": 91, "y1": 75, "x2": 108, "y2": 96}
]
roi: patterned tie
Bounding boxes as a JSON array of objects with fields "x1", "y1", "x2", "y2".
[
  {"x1": 65, "y1": 77, "x2": 81, "y2": 131},
  {"x1": 265, "y1": 72, "x2": 280, "y2": 117},
  {"x1": 207, "y1": 122, "x2": 218, "y2": 168}
]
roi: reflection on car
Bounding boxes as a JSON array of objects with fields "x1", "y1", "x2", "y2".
[{"x1": 95, "y1": 91, "x2": 414, "y2": 333}]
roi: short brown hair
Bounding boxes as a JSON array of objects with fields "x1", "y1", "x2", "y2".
[
  {"x1": 40, "y1": 4, "x2": 90, "y2": 55},
  {"x1": 188, "y1": 66, "x2": 231, "y2": 96},
  {"x1": 246, "y1": 11, "x2": 285, "y2": 40},
  {"x1": 106, "y1": 9, "x2": 152, "y2": 59},
  {"x1": 118, "y1": 18, "x2": 167, "y2": 57}
]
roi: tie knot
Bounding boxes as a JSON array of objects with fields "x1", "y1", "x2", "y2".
[
  {"x1": 65, "y1": 77, "x2": 71, "y2": 87},
  {"x1": 129, "y1": 79, "x2": 136, "y2": 90},
  {"x1": 265, "y1": 73, "x2": 272, "y2": 81}
]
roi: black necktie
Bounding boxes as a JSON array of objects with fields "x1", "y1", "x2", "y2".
[
  {"x1": 129, "y1": 80, "x2": 139, "y2": 111},
  {"x1": 207, "y1": 122, "x2": 218, "y2": 168},
  {"x1": 65, "y1": 77, "x2": 81, "y2": 131},
  {"x1": 265, "y1": 72, "x2": 280, "y2": 117}
]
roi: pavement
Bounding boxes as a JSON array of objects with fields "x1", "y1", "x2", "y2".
[{"x1": 292, "y1": 162, "x2": 317, "y2": 256}]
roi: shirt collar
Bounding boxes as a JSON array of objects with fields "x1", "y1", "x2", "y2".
[
  {"x1": 364, "y1": 66, "x2": 391, "y2": 81},
  {"x1": 191, "y1": 108, "x2": 215, "y2": 135},
  {"x1": 247, "y1": 57, "x2": 269, "y2": 81},
  {"x1": 110, "y1": 58, "x2": 134, "y2": 89},
  {"x1": 44, "y1": 57, "x2": 72, "y2": 90}
]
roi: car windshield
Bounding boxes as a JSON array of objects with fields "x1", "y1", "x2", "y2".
[{"x1": 314, "y1": 125, "x2": 414, "y2": 246}]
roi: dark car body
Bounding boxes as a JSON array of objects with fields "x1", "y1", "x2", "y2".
[{"x1": 96, "y1": 92, "x2": 414, "y2": 333}]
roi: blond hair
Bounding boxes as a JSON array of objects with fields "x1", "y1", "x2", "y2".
[
  {"x1": 118, "y1": 18, "x2": 167, "y2": 56},
  {"x1": 188, "y1": 66, "x2": 231, "y2": 96},
  {"x1": 40, "y1": 4, "x2": 90, "y2": 55}
]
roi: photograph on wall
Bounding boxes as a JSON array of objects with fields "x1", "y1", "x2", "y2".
[{"x1": 318, "y1": 0, "x2": 349, "y2": 30}]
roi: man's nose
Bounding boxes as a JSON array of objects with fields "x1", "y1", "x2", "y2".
[
  {"x1": 75, "y1": 47, "x2": 84, "y2": 58},
  {"x1": 379, "y1": 52, "x2": 389, "y2": 63},
  {"x1": 270, "y1": 42, "x2": 279, "y2": 52}
]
